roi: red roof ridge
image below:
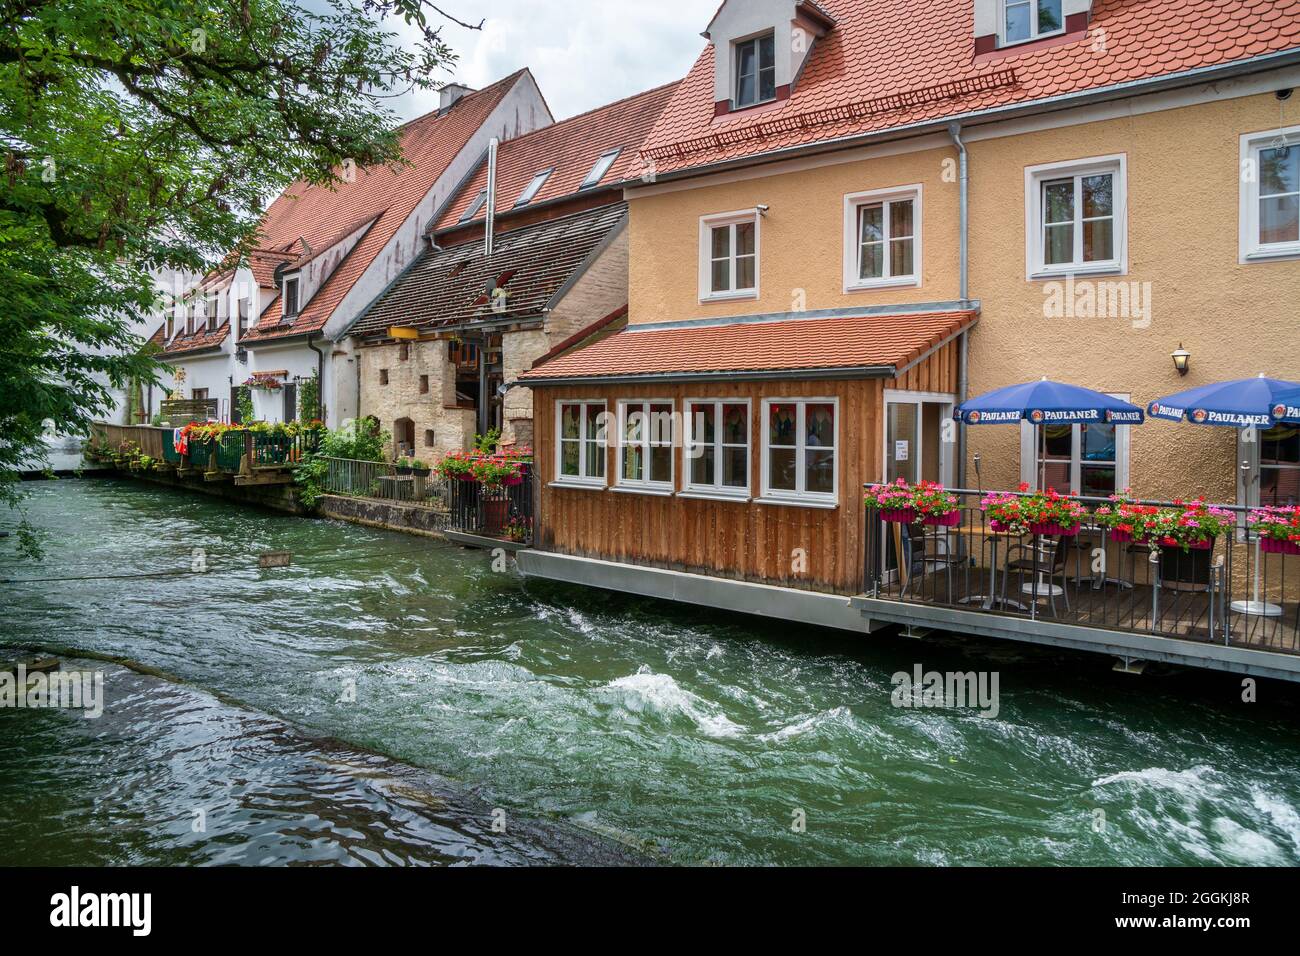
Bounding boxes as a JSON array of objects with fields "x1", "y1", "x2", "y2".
[{"x1": 393, "y1": 68, "x2": 532, "y2": 133}]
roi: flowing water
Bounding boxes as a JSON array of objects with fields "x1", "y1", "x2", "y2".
[{"x1": 2, "y1": 479, "x2": 1299, "y2": 866}]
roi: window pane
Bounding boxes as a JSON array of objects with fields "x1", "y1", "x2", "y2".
[
  {"x1": 691, "y1": 445, "x2": 715, "y2": 486},
  {"x1": 1041, "y1": 424, "x2": 1073, "y2": 458},
  {"x1": 624, "y1": 408, "x2": 642, "y2": 443},
  {"x1": 736, "y1": 41, "x2": 756, "y2": 105},
  {"x1": 1080, "y1": 465, "x2": 1116, "y2": 498},
  {"x1": 735, "y1": 221, "x2": 755, "y2": 256},
  {"x1": 562, "y1": 405, "x2": 580, "y2": 440},
  {"x1": 1083, "y1": 219, "x2": 1113, "y2": 262},
  {"x1": 889, "y1": 199, "x2": 914, "y2": 239},
  {"x1": 1039, "y1": 460, "x2": 1071, "y2": 492},
  {"x1": 769, "y1": 448, "x2": 797, "y2": 491},
  {"x1": 1082, "y1": 174, "x2": 1113, "y2": 217},
  {"x1": 1082, "y1": 422, "x2": 1117, "y2": 462},
  {"x1": 806, "y1": 450, "x2": 835, "y2": 495},
  {"x1": 587, "y1": 440, "x2": 606, "y2": 478},
  {"x1": 736, "y1": 255, "x2": 755, "y2": 290},
  {"x1": 890, "y1": 238, "x2": 914, "y2": 277},
  {"x1": 722, "y1": 404, "x2": 748, "y2": 445},
  {"x1": 860, "y1": 243, "x2": 883, "y2": 280},
  {"x1": 1043, "y1": 179, "x2": 1074, "y2": 223},
  {"x1": 1260, "y1": 146, "x2": 1299, "y2": 196},
  {"x1": 1045, "y1": 223, "x2": 1074, "y2": 265},
  {"x1": 692, "y1": 403, "x2": 716, "y2": 444},
  {"x1": 724, "y1": 447, "x2": 748, "y2": 489},
  {"x1": 711, "y1": 226, "x2": 730, "y2": 259},
  {"x1": 561, "y1": 441, "x2": 579, "y2": 476},
  {"x1": 759, "y1": 34, "x2": 775, "y2": 70},
  {"x1": 712, "y1": 259, "x2": 731, "y2": 293},
  {"x1": 622, "y1": 445, "x2": 643, "y2": 481},
  {"x1": 1260, "y1": 195, "x2": 1300, "y2": 245},
  {"x1": 584, "y1": 405, "x2": 603, "y2": 441},
  {"x1": 1037, "y1": 0, "x2": 1063, "y2": 33},
  {"x1": 769, "y1": 404, "x2": 796, "y2": 446},
  {"x1": 1261, "y1": 468, "x2": 1300, "y2": 508},
  {"x1": 649, "y1": 404, "x2": 673, "y2": 444},
  {"x1": 1262, "y1": 425, "x2": 1300, "y2": 465},
  {"x1": 806, "y1": 404, "x2": 834, "y2": 447},
  {"x1": 651, "y1": 446, "x2": 672, "y2": 484},
  {"x1": 1005, "y1": 0, "x2": 1031, "y2": 42},
  {"x1": 759, "y1": 68, "x2": 776, "y2": 103},
  {"x1": 859, "y1": 204, "x2": 883, "y2": 243}
]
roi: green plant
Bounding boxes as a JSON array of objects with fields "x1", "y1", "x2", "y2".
[
  {"x1": 293, "y1": 421, "x2": 389, "y2": 508},
  {"x1": 435, "y1": 452, "x2": 475, "y2": 481},
  {"x1": 470, "y1": 456, "x2": 522, "y2": 491},
  {"x1": 236, "y1": 389, "x2": 254, "y2": 425},
  {"x1": 472, "y1": 428, "x2": 502, "y2": 457},
  {"x1": 298, "y1": 372, "x2": 321, "y2": 421}
]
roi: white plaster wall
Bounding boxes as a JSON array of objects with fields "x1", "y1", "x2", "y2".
[{"x1": 708, "y1": 0, "x2": 797, "y2": 103}]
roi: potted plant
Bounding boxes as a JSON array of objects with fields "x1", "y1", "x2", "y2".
[
  {"x1": 1092, "y1": 490, "x2": 1159, "y2": 543},
  {"x1": 984, "y1": 485, "x2": 1085, "y2": 536},
  {"x1": 398, "y1": 457, "x2": 431, "y2": 478},
  {"x1": 503, "y1": 517, "x2": 532, "y2": 544},
  {"x1": 395, "y1": 457, "x2": 414, "y2": 476},
  {"x1": 912, "y1": 480, "x2": 961, "y2": 527},
  {"x1": 1147, "y1": 499, "x2": 1235, "y2": 552},
  {"x1": 435, "y1": 452, "x2": 477, "y2": 482},
  {"x1": 1249, "y1": 506, "x2": 1300, "y2": 555},
  {"x1": 471, "y1": 457, "x2": 523, "y2": 535},
  {"x1": 981, "y1": 491, "x2": 1023, "y2": 534},
  {"x1": 864, "y1": 479, "x2": 919, "y2": 523}
]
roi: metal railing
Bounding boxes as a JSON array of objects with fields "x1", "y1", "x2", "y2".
[
  {"x1": 320, "y1": 457, "x2": 450, "y2": 508},
  {"x1": 863, "y1": 488, "x2": 1300, "y2": 656},
  {"x1": 447, "y1": 464, "x2": 534, "y2": 543}
]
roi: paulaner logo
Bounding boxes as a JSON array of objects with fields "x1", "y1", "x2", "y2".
[
  {"x1": 0, "y1": 666, "x2": 103, "y2": 718},
  {"x1": 50, "y1": 887, "x2": 151, "y2": 936},
  {"x1": 891, "y1": 665, "x2": 1000, "y2": 719}
]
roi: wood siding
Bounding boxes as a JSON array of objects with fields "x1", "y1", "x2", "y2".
[{"x1": 532, "y1": 340, "x2": 959, "y2": 596}]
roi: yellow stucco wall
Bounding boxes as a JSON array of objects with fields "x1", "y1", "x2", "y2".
[{"x1": 627, "y1": 89, "x2": 1300, "y2": 503}]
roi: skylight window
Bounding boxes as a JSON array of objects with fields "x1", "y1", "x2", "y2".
[
  {"x1": 459, "y1": 189, "x2": 488, "y2": 223},
  {"x1": 515, "y1": 169, "x2": 553, "y2": 207},
  {"x1": 580, "y1": 149, "x2": 623, "y2": 190}
]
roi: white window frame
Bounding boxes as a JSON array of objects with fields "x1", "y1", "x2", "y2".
[
  {"x1": 843, "y1": 184, "x2": 923, "y2": 292},
  {"x1": 515, "y1": 168, "x2": 554, "y2": 208},
  {"x1": 1024, "y1": 154, "x2": 1127, "y2": 280},
  {"x1": 733, "y1": 31, "x2": 777, "y2": 110},
  {"x1": 699, "y1": 209, "x2": 760, "y2": 303},
  {"x1": 1239, "y1": 423, "x2": 1300, "y2": 509},
  {"x1": 759, "y1": 397, "x2": 839, "y2": 508},
  {"x1": 682, "y1": 398, "x2": 752, "y2": 501},
  {"x1": 1239, "y1": 125, "x2": 1300, "y2": 263},
  {"x1": 282, "y1": 274, "x2": 301, "y2": 318},
  {"x1": 553, "y1": 401, "x2": 607, "y2": 489},
  {"x1": 1019, "y1": 393, "x2": 1131, "y2": 495},
  {"x1": 999, "y1": 0, "x2": 1066, "y2": 47},
  {"x1": 615, "y1": 400, "x2": 675, "y2": 494},
  {"x1": 460, "y1": 189, "x2": 488, "y2": 223},
  {"x1": 581, "y1": 148, "x2": 622, "y2": 190}
]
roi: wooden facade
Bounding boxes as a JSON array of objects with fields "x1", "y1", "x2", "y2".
[{"x1": 532, "y1": 339, "x2": 960, "y2": 596}]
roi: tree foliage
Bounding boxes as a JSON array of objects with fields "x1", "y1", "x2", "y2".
[{"x1": 0, "y1": 0, "x2": 469, "y2": 547}]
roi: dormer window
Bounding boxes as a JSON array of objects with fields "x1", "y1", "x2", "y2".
[
  {"x1": 237, "y1": 297, "x2": 250, "y2": 337},
  {"x1": 282, "y1": 274, "x2": 300, "y2": 318},
  {"x1": 205, "y1": 292, "x2": 219, "y2": 331},
  {"x1": 581, "y1": 149, "x2": 622, "y2": 190},
  {"x1": 186, "y1": 302, "x2": 196, "y2": 335},
  {"x1": 734, "y1": 33, "x2": 776, "y2": 109},
  {"x1": 515, "y1": 169, "x2": 553, "y2": 208},
  {"x1": 1002, "y1": 0, "x2": 1063, "y2": 45}
]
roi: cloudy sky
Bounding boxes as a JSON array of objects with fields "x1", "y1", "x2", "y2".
[{"x1": 392, "y1": 0, "x2": 717, "y2": 121}]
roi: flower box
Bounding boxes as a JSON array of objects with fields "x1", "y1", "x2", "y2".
[
  {"x1": 880, "y1": 508, "x2": 917, "y2": 524},
  {"x1": 921, "y1": 511, "x2": 961, "y2": 527},
  {"x1": 1030, "y1": 522, "x2": 1080, "y2": 537},
  {"x1": 989, "y1": 520, "x2": 1013, "y2": 534},
  {"x1": 1260, "y1": 538, "x2": 1300, "y2": 556},
  {"x1": 1160, "y1": 537, "x2": 1213, "y2": 551},
  {"x1": 1108, "y1": 529, "x2": 1135, "y2": 543}
]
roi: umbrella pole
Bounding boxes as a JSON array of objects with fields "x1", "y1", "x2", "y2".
[{"x1": 1231, "y1": 464, "x2": 1281, "y2": 618}]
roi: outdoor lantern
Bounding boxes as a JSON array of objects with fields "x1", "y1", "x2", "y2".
[{"x1": 1171, "y1": 344, "x2": 1191, "y2": 377}]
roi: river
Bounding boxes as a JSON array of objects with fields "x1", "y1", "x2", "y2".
[{"x1": 2, "y1": 479, "x2": 1298, "y2": 866}]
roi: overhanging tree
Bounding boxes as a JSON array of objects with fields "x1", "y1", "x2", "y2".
[{"x1": 0, "y1": 0, "x2": 475, "y2": 553}]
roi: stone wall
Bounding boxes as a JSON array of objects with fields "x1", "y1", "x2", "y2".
[
  {"x1": 358, "y1": 340, "x2": 475, "y2": 461},
  {"x1": 317, "y1": 494, "x2": 449, "y2": 537}
]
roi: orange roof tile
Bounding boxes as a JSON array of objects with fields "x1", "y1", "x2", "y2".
[
  {"x1": 640, "y1": 0, "x2": 1300, "y2": 176},
  {"x1": 435, "y1": 82, "x2": 679, "y2": 231},
  {"x1": 150, "y1": 319, "x2": 230, "y2": 357},
  {"x1": 521, "y1": 310, "x2": 976, "y2": 382},
  {"x1": 241, "y1": 70, "x2": 533, "y2": 343}
]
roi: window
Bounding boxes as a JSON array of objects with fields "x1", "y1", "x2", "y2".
[
  {"x1": 460, "y1": 189, "x2": 488, "y2": 223},
  {"x1": 1020, "y1": 397, "x2": 1131, "y2": 496},
  {"x1": 1240, "y1": 127, "x2": 1300, "y2": 261},
  {"x1": 282, "y1": 275, "x2": 300, "y2": 317},
  {"x1": 419, "y1": 374, "x2": 429, "y2": 395},
  {"x1": 734, "y1": 32, "x2": 776, "y2": 109},
  {"x1": 204, "y1": 292, "x2": 219, "y2": 331},
  {"x1": 399, "y1": 342, "x2": 410, "y2": 361},
  {"x1": 186, "y1": 303, "x2": 196, "y2": 335},
  {"x1": 700, "y1": 211, "x2": 759, "y2": 300},
  {"x1": 761, "y1": 399, "x2": 838, "y2": 505},
  {"x1": 192, "y1": 388, "x2": 209, "y2": 400},
  {"x1": 237, "y1": 297, "x2": 249, "y2": 337},
  {"x1": 1002, "y1": 0, "x2": 1064, "y2": 45},
  {"x1": 165, "y1": 317, "x2": 174, "y2": 341},
  {"x1": 1025, "y1": 155, "x2": 1126, "y2": 278},
  {"x1": 617, "y1": 401, "x2": 674, "y2": 491},
  {"x1": 581, "y1": 148, "x2": 622, "y2": 190},
  {"x1": 379, "y1": 369, "x2": 389, "y2": 386},
  {"x1": 684, "y1": 400, "x2": 750, "y2": 498},
  {"x1": 515, "y1": 169, "x2": 553, "y2": 208},
  {"x1": 424, "y1": 429, "x2": 435, "y2": 448},
  {"x1": 556, "y1": 401, "x2": 607, "y2": 486},
  {"x1": 844, "y1": 185, "x2": 922, "y2": 290}
]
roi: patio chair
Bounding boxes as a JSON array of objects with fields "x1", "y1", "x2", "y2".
[
  {"x1": 1154, "y1": 543, "x2": 1224, "y2": 640},
  {"x1": 897, "y1": 517, "x2": 966, "y2": 603},
  {"x1": 1002, "y1": 535, "x2": 1071, "y2": 618}
]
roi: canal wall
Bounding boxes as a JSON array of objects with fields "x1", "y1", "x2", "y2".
[
  {"x1": 116, "y1": 468, "x2": 310, "y2": 515},
  {"x1": 317, "y1": 495, "x2": 450, "y2": 538}
]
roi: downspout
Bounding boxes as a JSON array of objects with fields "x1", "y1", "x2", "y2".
[
  {"x1": 307, "y1": 333, "x2": 326, "y2": 422},
  {"x1": 485, "y1": 137, "x2": 499, "y2": 259},
  {"x1": 948, "y1": 122, "x2": 971, "y2": 490}
]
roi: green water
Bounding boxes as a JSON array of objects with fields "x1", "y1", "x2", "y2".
[{"x1": 2, "y1": 479, "x2": 1298, "y2": 866}]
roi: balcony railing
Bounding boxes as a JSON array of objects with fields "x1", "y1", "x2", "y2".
[
  {"x1": 446, "y1": 464, "x2": 534, "y2": 544},
  {"x1": 863, "y1": 488, "x2": 1300, "y2": 657}
]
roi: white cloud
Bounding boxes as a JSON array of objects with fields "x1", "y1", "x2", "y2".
[{"x1": 394, "y1": 0, "x2": 716, "y2": 121}]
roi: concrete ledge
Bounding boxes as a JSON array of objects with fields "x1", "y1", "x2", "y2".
[
  {"x1": 444, "y1": 530, "x2": 525, "y2": 553},
  {"x1": 517, "y1": 550, "x2": 883, "y2": 634},
  {"x1": 852, "y1": 596, "x2": 1300, "y2": 683},
  {"x1": 317, "y1": 495, "x2": 449, "y2": 538}
]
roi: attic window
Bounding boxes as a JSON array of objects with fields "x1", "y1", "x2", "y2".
[
  {"x1": 734, "y1": 32, "x2": 776, "y2": 109},
  {"x1": 1002, "y1": 0, "x2": 1063, "y2": 45},
  {"x1": 515, "y1": 169, "x2": 553, "y2": 208},
  {"x1": 282, "y1": 274, "x2": 300, "y2": 318},
  {"x1": 580, "y1": 149, "x2": 623, "y2": 190},
  {"x1": 205, "y1": 292, "x2": 220, "y2": 331},
  {"x1": 460, "y1": 189, "x2": 488, "y2": 223}
]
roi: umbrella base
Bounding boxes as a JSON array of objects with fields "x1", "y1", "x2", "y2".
[{"x1": 1231, "y1": 600, "x2": 1283, "y2": 618}]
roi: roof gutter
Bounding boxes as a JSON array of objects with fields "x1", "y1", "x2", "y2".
[
  {"x1": 630, "y1": 48, "x2": 1300, "y2": 188},
  {"x1": 522, "y1": 365, "x2": 900, "y2": 387}
]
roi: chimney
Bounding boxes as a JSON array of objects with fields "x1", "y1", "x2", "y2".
[{"x1": 439, "y1": 83, "x2": 474, "y2": 111}]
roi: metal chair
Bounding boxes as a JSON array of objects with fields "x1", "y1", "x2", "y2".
[
  {"x1": 898, "y1": 517, "x2": 966, "y2": 603},
  {"x1": 1154, "y1": 543, "x2": 1224, "y2": 641},
  {"x1": 1002, "y1": 535, "x2": 1071, "y2": 618}
]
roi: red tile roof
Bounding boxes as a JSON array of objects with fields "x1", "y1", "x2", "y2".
[
  {"x1": 521, "y1": 309, "x2": 976, "y2": 381},
  {"x1": 149, "y1": 319, "x2": 230, "y2": 357},
  {"x1": 435, "y1": 82, "x2": 679, "y2": 231},
  {"x1": 641, "y1": 0, "x2": 1300, "y2": 175},
  {"x1": 241, "y1": 70, "x2": 533, "y2": 343}
]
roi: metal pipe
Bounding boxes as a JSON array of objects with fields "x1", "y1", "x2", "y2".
[
  {"x1": 306, "y1": 333, "x2": 326, "y2": 422},
  {"x1": 949, "y1": 123, "x2": 972, "y2": 491},
  {"x1": 485, "y1": 137, "x2": 499, "y2": 259}
]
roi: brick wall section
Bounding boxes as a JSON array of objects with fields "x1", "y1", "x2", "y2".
[{"x1": 358, "y1": 341, "x2": 476, "y2": 461}]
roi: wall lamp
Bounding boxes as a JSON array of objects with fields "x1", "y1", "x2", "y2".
[{"x1": 1171, "y1": 343, "x2": 1191, "y2": 377}]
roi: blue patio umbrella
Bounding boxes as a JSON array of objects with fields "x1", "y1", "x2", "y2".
[
  {"x1": 955, "y1": 379, "x2": 1145, "y2": 426},
  {"x1": 1147, "y1": 375, "x2": 1300, "y2": 428},
  {"x1": 1274, "y1": 386, "x2": 1300, "y2": 423}
]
